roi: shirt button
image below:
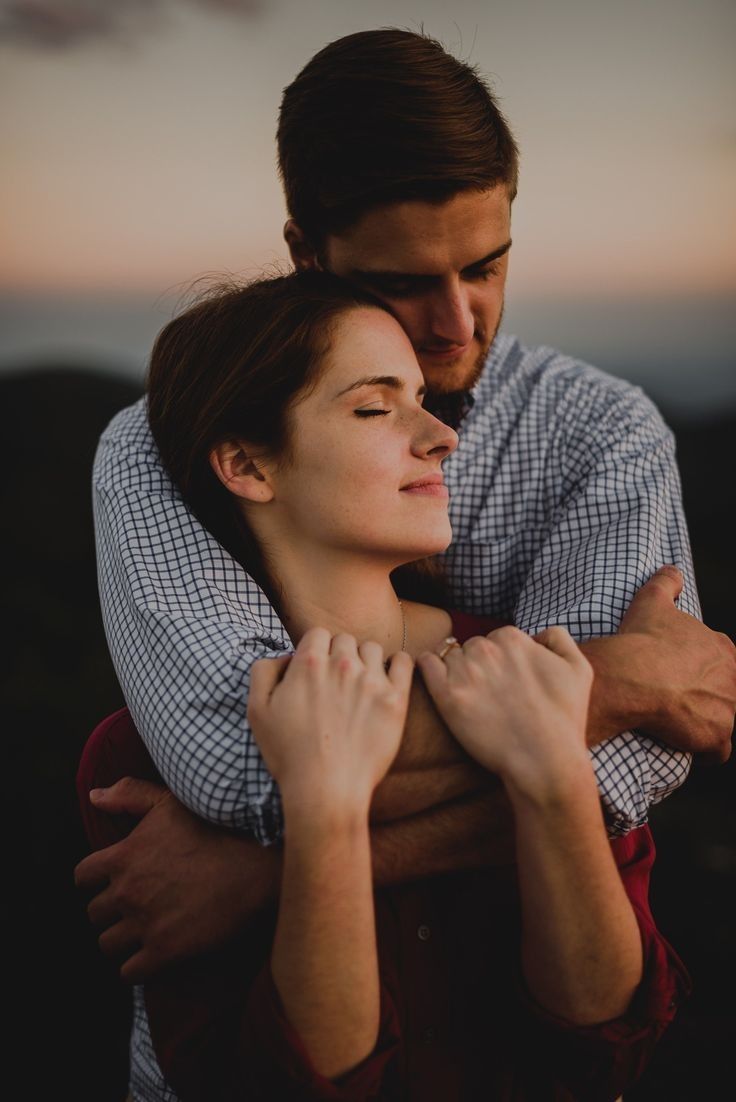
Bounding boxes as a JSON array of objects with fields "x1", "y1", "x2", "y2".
[
  {"x1": 421, "y1": 1027, "x2": 437, "y2": 1045},
  {"x1": 417, "y1": 924, "x2": 431, "y2": 941}
]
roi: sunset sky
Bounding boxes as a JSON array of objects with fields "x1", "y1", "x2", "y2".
[{"x1": 1, "y1": 0, "x2": 734, "y2": 409}]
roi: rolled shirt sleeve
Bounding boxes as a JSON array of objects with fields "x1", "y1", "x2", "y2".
[
  {"x1": 517, "y1": 825, "x2": 691, "y2": 1101},
  {"x1": 442, "y1": 337, "x2": 696, "y2": 835},
  {"x1": 94, "y1": 398, "x2": 289, "y2": 842}
]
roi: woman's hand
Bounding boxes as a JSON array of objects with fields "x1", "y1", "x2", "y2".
[
  {"x1": 417, "y1": 626, "x2": 594, "y2": 801},
  {"x1": 248, "y1": 627, "x2": 414, "y2": 817}
]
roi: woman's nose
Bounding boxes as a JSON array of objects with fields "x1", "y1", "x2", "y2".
[{"x1": 413, "y1": 412, "x2": 459, "y2": 458}]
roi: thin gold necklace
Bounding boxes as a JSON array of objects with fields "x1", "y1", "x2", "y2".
[
  {"x1": 384, "y1": 598, "x2": 408, "y2": 670},
  {"x1": 397, "y1": 597, "x2": 407, "y2": 653}
]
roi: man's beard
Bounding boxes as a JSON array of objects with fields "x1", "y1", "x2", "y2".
[{"x1": 426, "y1": 301, "x2": 504, "y2": 400}]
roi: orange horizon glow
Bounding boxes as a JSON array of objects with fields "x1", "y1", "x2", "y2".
[{"x1": 3, "y1": 1, "x2": 734, "y2": 302}]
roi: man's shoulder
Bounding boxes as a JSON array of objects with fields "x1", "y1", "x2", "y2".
[
  {"x1": 481, "y1": 333, "x2": 648, "y2": 404},
  {"x1": 476, "y1": 334, "x2": 669, "y2": 437}
]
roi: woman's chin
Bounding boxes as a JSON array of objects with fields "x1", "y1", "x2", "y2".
[{"x1": 394, "y1": 529, "x2": 452, "y2": 563}]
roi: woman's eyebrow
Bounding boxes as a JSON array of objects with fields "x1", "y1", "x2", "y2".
[{"x1": 335, "y1": 375, "x2": 426, "y2": 398}]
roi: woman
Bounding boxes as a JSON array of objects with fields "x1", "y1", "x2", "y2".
[{"x1": 80, "y1": 271, "x2": 688, "y2": 1101}]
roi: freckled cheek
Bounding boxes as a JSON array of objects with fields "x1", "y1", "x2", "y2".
[{"x1": 292, "y1": 429, "x2": 406, "y2": 513}]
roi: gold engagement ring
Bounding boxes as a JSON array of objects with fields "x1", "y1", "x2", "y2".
[{"x1": 437, "y1": 636, "x2": 461, "y2": 660}]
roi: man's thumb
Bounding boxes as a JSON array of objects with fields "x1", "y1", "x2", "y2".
[
  {"x1": 89, "y1": 776, "x2": 168, "y2": 818},
  {"x1": 620, "y1": 565, "x2": 684, "y2": 631},
  {"x1": 646, "y1": 564, "x2": 684, "y2": 599}
]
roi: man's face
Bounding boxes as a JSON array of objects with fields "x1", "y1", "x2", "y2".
[{"x1": 296, "y1": 186, "x2": 512, "y2": 396}]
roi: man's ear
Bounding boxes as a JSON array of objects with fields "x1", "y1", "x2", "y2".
[
  {"x1": 209, "y1": 441, "x2": 274, "y2": 503},
  {"x1": 284, "y1": 219, "x2": 321, "y2": 271}
]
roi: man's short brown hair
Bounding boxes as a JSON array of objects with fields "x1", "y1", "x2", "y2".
[{"x1": 277, "y1": 28, "x2": 520, "y2": 248}]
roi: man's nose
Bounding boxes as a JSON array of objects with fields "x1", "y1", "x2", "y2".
[{"x1": 424, "y1": 284, "x2": 475, "y2": 349}]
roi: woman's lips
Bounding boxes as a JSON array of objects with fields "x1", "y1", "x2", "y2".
[{"x1": 400, "y1": 478, "x2": 448, "y2": 498}]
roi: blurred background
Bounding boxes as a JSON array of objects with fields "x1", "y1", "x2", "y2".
[{"x1": 1, "y1": 1, "x2": 734, "y2": 1098}]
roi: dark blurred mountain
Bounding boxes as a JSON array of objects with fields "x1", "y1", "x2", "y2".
[
  {"x1": 2, "y1": 368, "x2": 141, "y2": 1102},
  {"x1": 2, "y1": 368, "x2": 734, "y2": 1101},
  {"x1": 626, "y1": 407, "x2": 736, "y2": 1100}
]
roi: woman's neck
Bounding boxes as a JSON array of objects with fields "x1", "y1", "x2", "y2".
[{"x1": 269, "y1": 546, "x2": 410, "y2": 656}]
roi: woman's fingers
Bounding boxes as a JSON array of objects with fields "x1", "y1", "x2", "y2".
[
  {"x1": 386, "y1": 649, "x2": 414, "y2": 691},
  {"x1": 296, "y1": 626, "x2": 332, "y2": 657},
  {"x1": 533, "y1": 625, "x2": 587, "y2": 667},
  {"x1": 415, "y1": 651, "x2": 449, "y2": 699},
  {"x1": 357, "y1": 639, "x2": 384, "y2": 668},
  {"x1": 329, "y1": 632, "x2": 360, "y2": 667}
]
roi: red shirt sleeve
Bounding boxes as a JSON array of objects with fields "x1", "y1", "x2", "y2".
[
  {"x1": 517, "y1": 824, "x2": 691, "y2": 1100},
  {"x1": 76, "y1": 706, "x2": 162, "y2": 850},
  {"x1": 145, "y1": 945, "x2": 401, "y2": 1102}
]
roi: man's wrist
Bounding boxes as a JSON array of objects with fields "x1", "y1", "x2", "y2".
[{"x1": 579, "y1": 635, "x2": 658, "y2": 743}]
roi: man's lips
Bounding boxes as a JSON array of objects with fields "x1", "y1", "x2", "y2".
[
  {"x1": 418, "y1": 336, "x2": 479, "y2": 361},
  {"x1": 419, "y1": 345, "x2": 470, "y2": 361},
  {"x1": 400, "y1": 474, "x2": 448, "y2": 497}
]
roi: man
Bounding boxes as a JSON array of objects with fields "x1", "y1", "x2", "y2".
[{"x1": 77, "y1": 28, "x2": 735, "y2": 1100}]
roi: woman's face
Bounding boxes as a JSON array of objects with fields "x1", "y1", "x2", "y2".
[{"x1": 263, "y1": 306, "x2": 458, "y2": 566}]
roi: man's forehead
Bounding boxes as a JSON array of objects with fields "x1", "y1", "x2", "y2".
[{"x1": 325, "y1": 187, "x2": 512, "y2": 274}]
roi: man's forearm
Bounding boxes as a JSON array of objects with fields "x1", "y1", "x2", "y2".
[
  {"x1": 238, "y1": 785, "x2": 515, "y2": 917},
  {"x1": 214, "y1": 786, "x2": 515, "y2": 926},
  {"x1": 370, "y1": 760, "x2": 490, "y2": 822},
  {"x1": 369, "y1": 675, "x2": 499, "y2": 824},
  {"x1": 382, "y1": 664, "x2": 621, "y2": 813},
  {"x1": 580, "y1": 635, "x2": 651, "y2": 745},
  {"x1": 579, "y1": 567, "x2": 736, "y2": 758},
  {"x1": 388, "y1": 675, "x2": 468, "y2": 771},
  {"x1": 370, "y1": 784, "x2": 515, "y2": 885}
]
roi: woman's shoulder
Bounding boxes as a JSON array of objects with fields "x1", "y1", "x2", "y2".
[
  {"x1": 450, "y1": 610, "x2": 510, "y2": 643},
  {"x1": 404, "y1": 601, "x2": 510, "y2": 652}
]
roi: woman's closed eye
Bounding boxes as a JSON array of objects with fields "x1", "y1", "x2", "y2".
[{"x1": 355, "y1": 408, "x2": 390, "y2": 418}]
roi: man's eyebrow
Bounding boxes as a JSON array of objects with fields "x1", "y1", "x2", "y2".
[
  {"x1": 349, "y1": 240, "x2": 513, "y2": 283},
  {"x1": 462, "y1": 239, "x2": 513, "y2": 270},
  {"x1": 335, "y1": 375, "x2": 427, "y2": 398}
]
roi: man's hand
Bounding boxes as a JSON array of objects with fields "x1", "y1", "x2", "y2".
[
  {"x1": 74, "y1": 778, "x2": 280, "y2": 983},
  {"x1": 582, "y1": 565, "x2": 736, "y2": 761},
  {"x1": 76, "y1": 769, "x2": 513, "y2": 984}
]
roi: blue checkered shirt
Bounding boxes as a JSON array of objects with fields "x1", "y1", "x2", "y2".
[
  {"x1": 95, "y1": 331, "x2": 697, "y2": 843},
  {"x1": 96, "y1": 332, "x2": 698, "y2": 1099}
]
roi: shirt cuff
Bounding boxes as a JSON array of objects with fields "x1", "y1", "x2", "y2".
[{"x1": 240, "y1": 964, "x2": 401, "y2": 1101}]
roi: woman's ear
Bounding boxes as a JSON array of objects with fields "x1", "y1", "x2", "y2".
[
  {"x1": 284, "y1": 219, "x2": 321, "y2": 271},
  {"x1": 209, "y1": 441, "x2": 274, "y2": 503}
]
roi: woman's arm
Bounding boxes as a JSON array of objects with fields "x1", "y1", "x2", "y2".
[
  {"x1": 508, "y1": 761, "x2": 642, "y2": 1022},
  {"x1": 271, "y1": 805, "x2": 378, "y2": 1078},
  {"x1": 418, "y1": 624, "x2": 644, "y2": 1025},
  {"x1": 247, "y1": 629, "x2": 412, "y2": 1079}
]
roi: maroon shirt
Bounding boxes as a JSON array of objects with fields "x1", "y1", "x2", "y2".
[{"x1": 78, "y1": 612, "x2": 690, "y2": 1101}]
